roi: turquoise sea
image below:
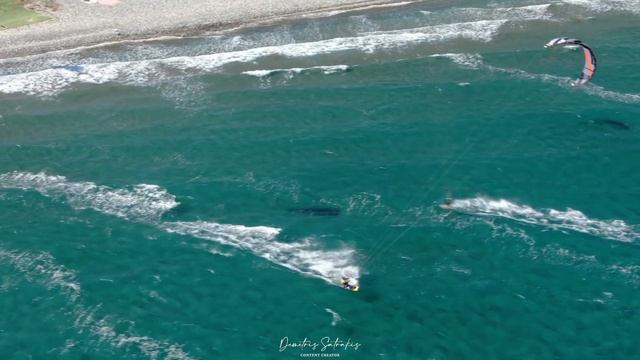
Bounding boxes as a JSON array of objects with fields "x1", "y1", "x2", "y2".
[{"x1": 1, "y1": 0, "x2": 640, "y2": 358}]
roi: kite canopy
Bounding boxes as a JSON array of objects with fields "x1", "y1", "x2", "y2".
[{"x1": 545, "y1": 37, "x2": 597, "y2": 86}]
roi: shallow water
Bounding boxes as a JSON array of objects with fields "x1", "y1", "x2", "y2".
[{"x1": 1, "y1": 0, "x2": 640, "y2": 358}]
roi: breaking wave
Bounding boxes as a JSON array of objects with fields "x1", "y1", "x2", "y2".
[
  {"x1": 424, "y1": 3, "x2": 552, "y2": 23},
  {"x1": 560, "y1": 0, "x2": 640, "y2": 15},
  {"x1": 442, "y1": 196, "x2": 639, "y2": 242},
  {"x1": 0, "y1": 1, "x2": 563, "y2": 96},
  {"x1": 0, "y1": 19, "x2": 507, "y2": 95},
  {"x1": 243, "y1": 65, "x2": 350, "y2": 77}
]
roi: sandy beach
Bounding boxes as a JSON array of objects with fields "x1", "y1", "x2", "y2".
[{"x1": 0, "y1": 0, "x2": 410, "y2": 59}]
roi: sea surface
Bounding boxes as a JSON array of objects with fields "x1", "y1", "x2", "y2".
[{"x1": 1, "y1": 0, "x2": 639, "y2": 358}]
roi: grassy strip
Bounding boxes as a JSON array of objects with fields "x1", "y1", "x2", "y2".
[{"x1": 0, "y1": 0, "x2": 50, "y2": 29}]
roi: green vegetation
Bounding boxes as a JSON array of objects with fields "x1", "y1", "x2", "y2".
[{"x1": 0, "y1": 0, "x2": 50, "y2": 29}]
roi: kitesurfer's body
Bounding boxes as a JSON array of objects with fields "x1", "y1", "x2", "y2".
[
  {"x1": 341, "y1": 276, "x2": 359, "y2": 291},
  {"x1": 440, "y1": 196, "x2": 454, "y2": 209}
]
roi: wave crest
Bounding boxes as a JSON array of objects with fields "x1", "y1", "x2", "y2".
[{"x1": 0, "y1": 20, "x2": 507, "y2": 95}]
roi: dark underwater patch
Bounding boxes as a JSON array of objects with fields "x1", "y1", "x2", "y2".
[{"x1": 287, "y1": 207, "x2": 341, "y2": 216}]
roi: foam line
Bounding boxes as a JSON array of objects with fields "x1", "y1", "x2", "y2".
[
  {"x1": 0, "y1": 20, "x2": 507, "y2": 95},
  {"x1": 421, "y1": 4, "x2": 551, "y2": 22},
  {"x1": 560, "y1": 0, "x2": 640, "y2": 14},
  {"x1": 0, "y1": 248, "x2": 193, "y2": 359}
]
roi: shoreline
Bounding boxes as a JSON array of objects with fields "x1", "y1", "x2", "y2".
[{"x1": 0, "y1": 0, "x2": 415, "y2": 61}]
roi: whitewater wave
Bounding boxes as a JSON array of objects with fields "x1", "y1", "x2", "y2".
[
  {"x1": 443, "y1": 196, "x2": 639, "y2": 242},
  {"x1": 0, "y1": 171, "x2": 359, "y2": 285},
  {"x1": 0, "y1": 248, "x2": 192, "y2": 359},
  {"x1": 0, "y1": 171, "x2": 178, "y2": 223},
  {"x1": 360, "y1": 18, "x2": 506, "y2": 39},
  {"x1": 243, "y1": 65, "x2": 350, "y2": 77},
  {"x1": 428, "y1": 4, "x2": 552, "y2": 23},
  {"x1": 431, "y1": 53, "x2": 640, "y2": 104},
  {"x1": 0, "y1": 19, "x2": 507, "y2": 95},
  {"x1": 560, "y1": 0, "x2": 640, "y2": 14}
]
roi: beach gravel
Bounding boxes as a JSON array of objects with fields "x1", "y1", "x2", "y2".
[{"x1": 0, "y1": 0, "x2": 406, "y2": 59}]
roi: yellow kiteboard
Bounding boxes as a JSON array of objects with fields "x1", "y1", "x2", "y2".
[{"x1": 340, "y1": 277, "x2": 359, "y2": 292}]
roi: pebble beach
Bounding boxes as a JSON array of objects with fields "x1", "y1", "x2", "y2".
[{"x1": 0, "y1": 0, "x2": 406, "y2": 58}]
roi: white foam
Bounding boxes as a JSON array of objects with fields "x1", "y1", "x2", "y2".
[
  {"x1": 0, "y1": 20, "x2": 507, "y2": 95},
  {"x1": 429, "y1": 53, "x2": 485, "y2": 69},
  {"x1": 505, "y1": 71, "x2": 640, "y2": 105},
  {"x1": 0, "y1": 249, "x2": 81, "y2": 299},
  {"x1": 242, "y1": 69, "x2": 274, "y2": 78},
  {"x1": 243, "y1": 65, "x2": 350, "y2": 77},
  {"x1": 357, "y1": 19, "x2": 505, "y2": 44},
  {"x1": 581, "y1": 84, "x2": 640, "y2": 104},
  {"x1": 0, "y1": 171, "x2": 179, "y2": 222},
  {"x1": 0, "y1": 171, "x2": 360, "y2": 285},
  {"x1": 496, "y1": 67, "x2": 640, "y2": 104},
  {"x1": 438, "y1": 4, "x2": 552, "y2": 22},
  {"x1": 0, "y1": 248, "x2": 192, "y2": 359},
  {"x1": 325, "y1": 308, "x2": 342, "y2": 326},
  {"x1": 608, "y1": 263, "x2": 640, "y2": 284},
  {"x1": 345, "y1": 192, "x2": 392, "y2": 218},
  {"x1": 433, "y1": 53, "x2": 640, "y2": 104},
  {"x1": 196, "y1": 243, "x2": 234, "y2": 257},
  {"x1": 560, "y1": 0, "x2": 640, "y2": 14},
  {"x1": 444, "y1": 196, "x2": 639, "y2": 242},
  {"x1": 162, "y1": 221, "x2": 360, "y2": 284}
]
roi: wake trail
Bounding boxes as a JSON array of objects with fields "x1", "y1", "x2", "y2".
[
  {"x1": 0, "y1": 171, "x2": 359, "y2": 285},
  {"x1": 431, "y1": 53, "x2": 640, "y2": 104},
  {"x1": 442, "y1": 196, "x2": 639, "y2": 242}
]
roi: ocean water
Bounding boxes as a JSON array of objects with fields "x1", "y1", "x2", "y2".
[{"x1": 1, "y1": 0, "x2": 640, "y2": 358}]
